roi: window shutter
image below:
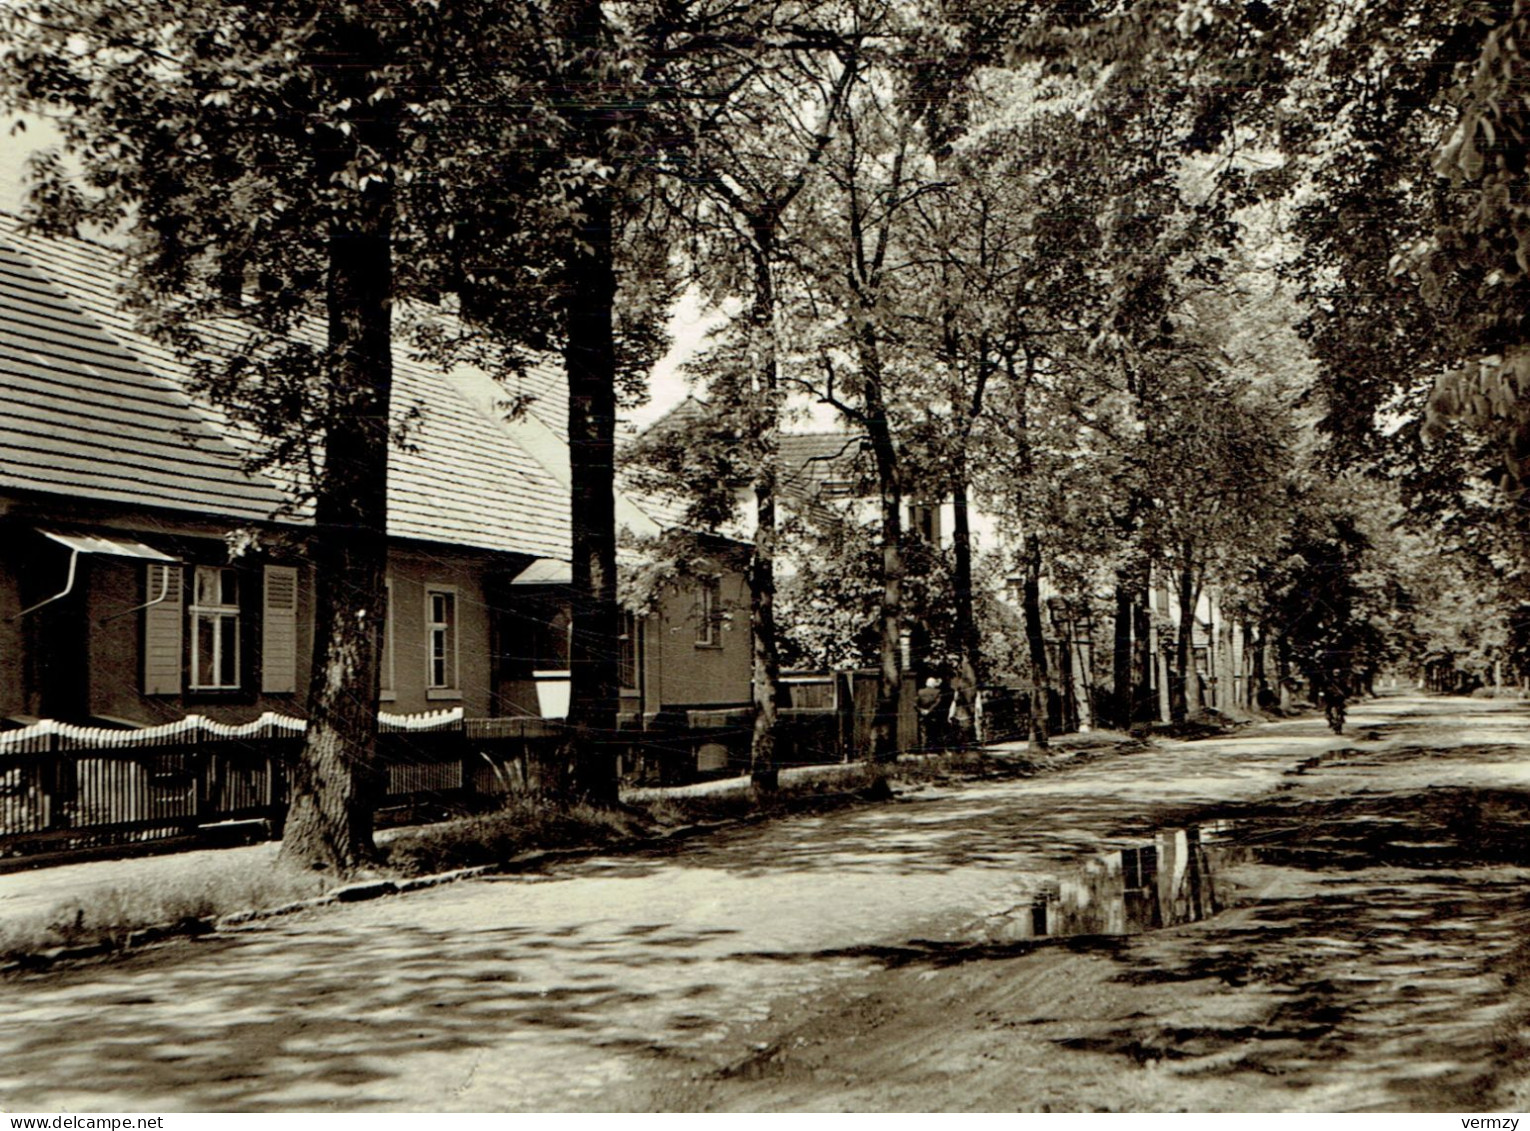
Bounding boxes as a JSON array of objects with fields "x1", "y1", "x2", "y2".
[
  {"x1": 262, "y1": 565, "x2": 299, "y2": 694},
  {"x1": 143, "y1": 564, "x2": 183, "y2": 695}
]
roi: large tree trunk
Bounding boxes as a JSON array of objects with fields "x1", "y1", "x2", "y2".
[
  {"x1": 556, "y1": 0, "x2": 621, "y2": 804},
  {"x1": 858, "y1": 323, "x2": 904, "y2": 762},
  {"x1": 1021, "y1": 532, "x2": 1051, "y2": 749},
  {"x1": 280, "y1": 18, "x2": 398, "y2": 876},
  {"x1": 280, "y1": 197, "x2": 393, "y2": 875},
  {"x1": 949, "y1": 458, "x2": 981, "y2": 747},
  {"x1": 749, "y1": 483, "x2": 781, "y2": 788}
]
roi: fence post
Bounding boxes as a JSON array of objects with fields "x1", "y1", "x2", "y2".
[
  {"x1": 459, "y1": 718, "x2": 476, "y2": 808},
  {"x1": 47, "y1": 726, "x2": 74, "y2": 831},
  {"x1": 191, "y1": 717, "x2": 207, "y2": 821},
  {"x1": 268, "y1": 718, "x2": 291, "y2": 837}
]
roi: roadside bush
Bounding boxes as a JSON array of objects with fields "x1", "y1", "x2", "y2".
[
  {"x1": 637, "y1": 763, "x2": 887, "y2": 827},
  {"x1": 383, "y1": 797, "x2": 646, "y2": 876}
]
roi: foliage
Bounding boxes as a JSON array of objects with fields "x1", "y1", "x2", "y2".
[
  {"x1": 1247, "y1": 476, "x2": 1414, "y2": 689},
  {"x1": 775, "y1": 511, "x2": 886, "y2": 671},
  {"x1": 772, "y1": 506, "x2": 1022, "y2": 677},
  {"x1": 0, "y1": 0, "x2": 563, "y2": 472}
]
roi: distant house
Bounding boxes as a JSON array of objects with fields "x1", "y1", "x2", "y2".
[
  {"x1": 0, "y1": 217, "x2": 750, "y2": 731},
  {"x1": 449, "y1": 372, "x2": 753, "y2": 729},
  {"x1": 775, "y1": 431, "x2": 945, "y2": 546}
]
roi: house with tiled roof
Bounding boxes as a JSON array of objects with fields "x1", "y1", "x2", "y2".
[
  {"x1": 0, "y1": 217, "x2": 750, "y2": 738},
  {"x1": 640, "y1": 399, "x2": 949, "y2": 548},
  {"x1": 445, "y1": 374, "x2": 752, "y2": 734}
]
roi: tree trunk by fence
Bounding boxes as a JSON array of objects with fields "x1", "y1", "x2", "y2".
[
  {"x1": 949, "y1": 467, "x2": 981, "y2": 747},
  {"x1": 859, "y1": 324, "x2": 905, "y2": 764},
  {"x1": 280, "y1": 144, "x2": 396, "y2": 875},
  {"x1": 749, "y1": 483, "x2": 782, "y2": 791}
]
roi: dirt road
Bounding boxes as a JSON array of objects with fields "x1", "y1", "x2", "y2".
[{"x1": 3, "y1": 695, "x2": 1526, "y2": 1112}]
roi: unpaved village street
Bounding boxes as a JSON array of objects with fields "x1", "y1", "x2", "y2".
[{"x1": 3, "y1": 695, "x2": 1529, "y2": 1112}]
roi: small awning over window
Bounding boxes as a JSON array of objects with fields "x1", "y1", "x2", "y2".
[
  {"x1": 40, "y1": 529, "x2": 179, "y2": 562},
  {"x1": 510, "y1": 558, "x2": 572, "y2": 586}
]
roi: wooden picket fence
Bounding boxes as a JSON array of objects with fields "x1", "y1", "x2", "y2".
[
  {"x1": 0, "y1": 672, "x2": 953, "y2": 867},
  {"x1": 0, "y1": 708, "x2": 565, "y2": 868}
]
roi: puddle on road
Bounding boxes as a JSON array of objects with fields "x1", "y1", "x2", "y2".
[
  {"x1": 989, "y1": 781, "x2": 1530, "y2": 945},
  {"x1": 990, "y1": 822, "x2": 1240, "y2": 941}
]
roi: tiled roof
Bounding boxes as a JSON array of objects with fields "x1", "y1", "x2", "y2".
[
  {"x1": 0, "y1": 234, "x2": 288, "y2": 523},
  {"x1": 618, "y1": 481, "x2": 692, "y2": 534},
  {"x1": 639, "y1": 398, "x2": 872, "y2": 503},
  {"x1": 0, "y1": 217, "x2": 570, "y2": 560},
  {"x1": 448, "y1": 363, "x2": 719, "y2": 544},
  {"x1": 776, "y1": 431, "x2": 873, "y2": 499},
  {"x1": 389, "y1": 354, "x2": 569, "y2": 558},
  {"x1": 501, "y1": 356, "x2": 569, "y2": 441}
]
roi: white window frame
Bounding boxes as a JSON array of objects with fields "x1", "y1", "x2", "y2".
[
  {"x1": 695, "y1": 576, "x2": 722, "y2": 648},
  {"x1": 189, "y1": 565, "x2": 241, "y2": 691},
  {"x1": 379, "y1": 575, "x2": 396, "y2": 701},
  {"x1": 425, "y1": 584, "x2": 461, "y2": 699}
]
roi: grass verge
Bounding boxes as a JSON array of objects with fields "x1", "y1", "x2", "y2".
[
  {"x1": 384, "y1": 762, "x2": 890, "y2": 876},
  {"x1": 0, "y1": 853, "x2": 335, "y2": 965}
]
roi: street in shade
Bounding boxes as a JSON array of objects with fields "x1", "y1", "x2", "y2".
[{"x1": 1, "y1": 693, "x2": 1528, "y2": 1112}]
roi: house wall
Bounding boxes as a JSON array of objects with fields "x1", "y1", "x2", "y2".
[
  {"x1": 641, "y1": 612, "x2": 663, "y2": 715},
  {"x1": 84, "y1": 549, "x2": 315, "y2": 725},
  {"x1": 383, "y1": 546, "x2": 499, "y2": 717},
  {"x1": 491, "y1": 567, "x2": 753, "y2": 722},
  {"x1": 0, "y1": 508, "x2": 316, "y2": 726},
  {"x1": 0, "y1": 494, "x2": 519, "y2": 724},
  {"x1": 651, "y1": 569, "x2": 752, "y2": 709}
]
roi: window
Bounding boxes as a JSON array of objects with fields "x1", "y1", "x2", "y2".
[
  {"x1": 379, "y1": 576, "x2": 395, "y2": 700},
  {"x1": 909, "y1": 503, "x2": 937, "y2": 543},
  {"x1": 695, "y1": 577, "x2": 721, "y2": 647},
  {"x1": 426, "y1": 586, "x2": 459, "y2": 696},
  {"x1": 618, "y1": 611, "x2": 638, "y2": 690},
  {"x1": 190, "y1": 566, "x2": 240, "y2": 690}
]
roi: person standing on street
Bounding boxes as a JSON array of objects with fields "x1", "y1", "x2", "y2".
[{"x1": 916, "y1": 676, "x2": 946, "y2": 750}]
